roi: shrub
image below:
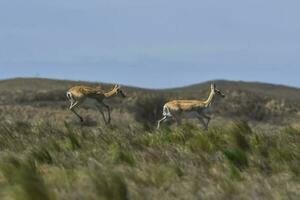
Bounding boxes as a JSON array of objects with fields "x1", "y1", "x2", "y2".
[
  {"x1": 221, "y1": 91, "x2": 274, "y2": 121},
  {"x1": 131, "y1": 95, "x2": 166, "y2": 129},
  {"x1": 15, "y1": 90, "x2": 66, "y2": 103}
]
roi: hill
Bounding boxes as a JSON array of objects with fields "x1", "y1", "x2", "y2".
[
  {"x1": 1, "y1": 78, "x2": 300, "y2": 101},
  {"x1": 170, "y1": 80, "x2": 300, "y2": 100},
  {"x1": 1, "y1": 77, "x2": 300, "y2": 94},
  {"x1": 1, "y1": 77, "x2": 300, "y2": 124}
]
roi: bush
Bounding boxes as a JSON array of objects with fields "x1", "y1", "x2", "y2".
[
  {"x1": 219, "y1": 91, "x2": 274, "y2": 122},
  {"x1": 14, "y1": 90, "x2": 66, "y2": 104},
  {"x1": 131, "y1": 95, "x2": 166, "y2": 129}
]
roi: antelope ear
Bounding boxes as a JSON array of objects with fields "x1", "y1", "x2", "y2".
[{"x1": 114, "y1": 85, "x2": 121, "y2": 90}]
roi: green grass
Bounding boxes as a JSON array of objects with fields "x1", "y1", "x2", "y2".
[
  {"x1": 1, "y1": 78, "x2": 300, "y2": 199},
  {"x1": 0, "y1": 119, "x2": 299, "y2": 200}
]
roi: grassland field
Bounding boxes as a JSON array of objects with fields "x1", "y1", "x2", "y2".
[{"x1": 0, "y1": 78, "x2": 299, "y2": 200}]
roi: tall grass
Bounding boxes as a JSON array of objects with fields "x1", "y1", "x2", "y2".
[
  {"x1": 0, "y1": 119, "x2": 299, "y2": 199},
  {"x1": 0, "y1": 155, "x2": 54, "y2": 200}
]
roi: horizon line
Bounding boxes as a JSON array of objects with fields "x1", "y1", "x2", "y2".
[{"x1": 1, "y1": 76, "x2": 299, "y2": 91}]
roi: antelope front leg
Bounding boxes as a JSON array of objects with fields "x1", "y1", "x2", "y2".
[
  {"x1": 157, "y1": 115, "x2": 173, "y2": 129},
  {"x1": 101, "y1": 103, "x2": 111, "y2": 124},
  {"x1": 69, "y1": 102, "x2": 84, "y2": 122},
  {"x1": 96, "y1": 104, "x2": 108, "y2": 124},
  {"x1": 157, "y1": 116, "x2": 167, "y2": 129},
  {"x1": 202, "y1": 114, "x2": 211, "y2": 128},
  {"x1": 198, "y1": 112, "x2": 211, "y2": 129}
]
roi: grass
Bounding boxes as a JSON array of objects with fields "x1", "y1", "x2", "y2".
[
  {"x1": 0, "y1": 78, "x2": 300, "y2": 199},
  {"x1": 0, "y1": 117, "x2": 299, "y2": 200}
]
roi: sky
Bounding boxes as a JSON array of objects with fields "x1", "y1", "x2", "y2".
[{"x1": 0, "y1": 0, "x2": 300, "y2": 88}]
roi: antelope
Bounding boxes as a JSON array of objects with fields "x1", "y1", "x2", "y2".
[
  {"x1": 157, "y1": 83, "x2": 225, "y2": 129},
  {"x1": 66, "y1": 84, "x2": 126, "y2": 124}
]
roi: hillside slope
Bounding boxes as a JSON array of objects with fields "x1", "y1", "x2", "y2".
[
  {"x1": 170, "y1": 80, "x2": 300, "y2": 101},
  {"x1": 0, "y1": 78, "x2": 300, "y2": 124},
  {"x1": 1, "y1": 78, "x2": 300, "y2": 99}
]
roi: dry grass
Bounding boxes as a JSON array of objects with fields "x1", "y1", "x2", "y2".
[
  {"x1": 0, "y1": 78, "x2": 300, "y2": 199},
  {"x1": 0, "y1": 106, "x2": 299, "y2": 200}
]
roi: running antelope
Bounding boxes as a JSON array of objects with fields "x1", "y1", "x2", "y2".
[
  {"x1": 157, "y1": 83, "x2": 225, "y2": 129},
  {"x1": 66, "y1": 84, "x2": 126, "y2": 124}
]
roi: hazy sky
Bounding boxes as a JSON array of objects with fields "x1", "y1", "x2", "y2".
[{"x1": 0, "y1": 0, "x2": 300, "y2": 88}]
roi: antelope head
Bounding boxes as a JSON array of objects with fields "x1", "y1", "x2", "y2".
[
  {"x1": 211, "y1": 83, "x2": 225, "y2": 98},
  {"x1": 114, "y1": 85, "x2": 126, "y2": 98}
]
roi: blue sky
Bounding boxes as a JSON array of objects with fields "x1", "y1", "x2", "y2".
[{"x1": 0, "y1": 0, "x2": 299, "y2": 88}]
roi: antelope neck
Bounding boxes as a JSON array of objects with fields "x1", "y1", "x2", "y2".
[
  {"x1": 204, "y1": 89, "x2": 216, "y2": 107},
  {"x1": 104, "y1": 88, "x2": 118, "y2": 98}
]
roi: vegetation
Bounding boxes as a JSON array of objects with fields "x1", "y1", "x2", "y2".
[{"x1": 0, "y1": 78, "x2": 299, "y2": 199}]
